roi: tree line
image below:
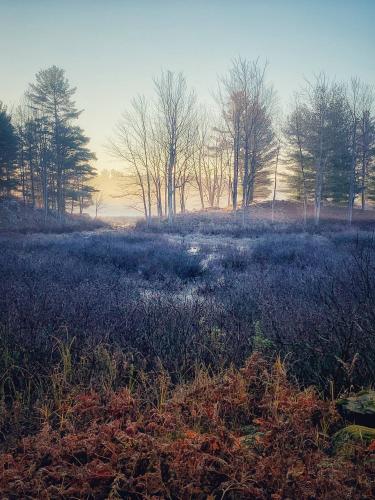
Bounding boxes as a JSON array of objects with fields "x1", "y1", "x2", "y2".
[
  {"x1": 0, "y1": 66, "x2": 96, "y2": 217},
  {"x1": 1, "y1": 61, "x2": 375, "y2": 224},
  {"x1": 110, "y1": 58, "x2": 375, "y2": 225}
]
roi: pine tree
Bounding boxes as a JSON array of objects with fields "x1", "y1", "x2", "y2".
[
  {"x1": 357, "y1": 109, "x2": 375, "y2": 208},
  {"x1": 285, "y1": 78, "x2": 353, "y2": 224},
  {"x1": 26, "y1": 66, "x2": 84, "y2": 216},
  {"x1": 323, "y1": 85, "x2": 351, "y2": 205},
  {"x1": 61, "y1": 125, "x2": 97, "y2": 213},
  {"x1": 0, "y1": 103, "x2": 18, "y2": 199}
]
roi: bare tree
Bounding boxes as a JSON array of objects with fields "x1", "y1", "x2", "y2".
[
  {"x1": 93, "y1": 190, "x2": 105, "y2": 218},
  {"x1": 192, "y1": 111, "x2": 228, "y2": 210},
  {"x1": 271, "y1": 138, "x2": 281, "y2": 223},
  {"x1": 109, "y1": 95, "x2": 154, "y2": 223},
  {"x1": 175, "y1": 123, "x2": 197, "y2": 213},
  {"x1": 148, "y1": 120, "x2": 166, "y2": 218},
  {"x1": 154, "y1": 71, "x2": 196, "y2": 223},
  {"x1": 217, "y1": 68, "x2": 244, "y2": 212},
  {"x1": 218, "y1": 58, "x2": 277, "y2": 216}
]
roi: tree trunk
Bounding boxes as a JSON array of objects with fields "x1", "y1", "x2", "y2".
[
  {"x1": 297, "y1": 136, "x2": 307, "y2": 226},
  {"x1": 271, "y1": 143, "x2": 280, "y2": 224},
  {"x1": 361, "y1": 153, "x2": 366, "y2": 210},
  {"x1": 167, "y1": 148, "x2": 174, "y2": 223},
  {"x1": 232, "y1": 132, "x2": 239, "y2": 212},
  {"x1": 348, "y1": 122, "x2": 357, "y2": 225}
]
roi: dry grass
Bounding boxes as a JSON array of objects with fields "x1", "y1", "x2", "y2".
[
  {"x1": 1, "y1": 354, "x2": 374, "y2": 499},
  {"x1": 134, "y1": 202, "x2": 375, "y2": 241},
  {"x1": 0, "y1": 199, "x2": 107, "y2": 234},
  {"x1": 1, "y1": 206, "x2": 375, "y2": 498}
]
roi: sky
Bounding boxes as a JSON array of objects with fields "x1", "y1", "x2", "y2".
[{"x1": 1, "y1": 0, "x2": 374, "y2": 173}]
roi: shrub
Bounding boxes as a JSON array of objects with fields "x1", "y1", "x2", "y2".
[
  {"x1": 0, "y1": 199, "x2": 107, "y2": 234},
  {"x1": 1, "y1": 221, "x2": 375, "y2": 448},
  {"x1": 0, "y1": 355, "x2": 374, "y2": 499},
  {"x1": 251, "y1": 233, "x2": 333, "y2": 266}
]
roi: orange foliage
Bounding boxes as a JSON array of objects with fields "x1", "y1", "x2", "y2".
[{"x1": 0, "y1": 354, "x2": 374, "y2": 499}]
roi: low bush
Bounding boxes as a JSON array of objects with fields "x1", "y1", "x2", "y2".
[
  {"x1": 251, "y1": 233, "x2": 333, "y2": 266},
  {"x1": 0, "y1": 355, "x2": 374, "y2": 499},
  {"x1": 0, "y1": 199, "x2": 107, "y2": 234},
  {"x1": 1, "y1": 221, "x2": 375, "y2": 453}
]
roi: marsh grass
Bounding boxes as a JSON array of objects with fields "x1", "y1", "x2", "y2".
[{"x1": 1, "y1": 216, "x2": 375, "y2": 497}]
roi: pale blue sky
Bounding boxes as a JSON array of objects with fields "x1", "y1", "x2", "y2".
[{"x1": 1, "y1": 0, "x2": 374, "y2": 170}]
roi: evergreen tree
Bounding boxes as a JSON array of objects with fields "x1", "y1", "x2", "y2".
[
  {"x1": 283, "y1": 100, "x2": 315, "y2": 223},
  {"x1": 285, "y1": 78, "x2": 353, "y2": 223},
  {"x1": 357, "y1": 107, "x2": 375, "y2": 208},
  {"x1": 61, "y1": 125, "x2": 97, "y2": 213},
  {"x1": 26, "y1": 66, "x2": 87, "y2": 216},
  {"x1": 323, "y1": 85, "x2": 351, "y2": 205},
  {"x1": 0, "y1": 103, "x2": 18, "y2": 199}
]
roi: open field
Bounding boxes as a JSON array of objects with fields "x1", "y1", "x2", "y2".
[{"x1": 1, "y1": 207, "x2": 375, "y2": 497}]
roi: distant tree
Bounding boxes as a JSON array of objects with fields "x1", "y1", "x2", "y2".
[
  {"x1": 347, "y1": 78, "x2": 361, "y2": 225},
  {"x1": 175, "y1": 122, "x2": 197, "y2": 213},
  {"x1": 284, "y1": 96, "x2": 315, "y2": 224},
  {"x1": 148, "y1": 120, "x2": 166, "y2": 218},
  {"x1": 110, "y1": 95, "x2": 154, "y2": 223},
  {"x1": 0, "y1": 103, "x2": 18, "y2": 199},
  {"x1": 193, "y1": 113, "x2": 228, "y2": 209},
  {"x1": 322, "y1": 82, "x2": 352, "y2": 206},
  {"x1": 107, "y1": 62, "x2": 375, "y2": 221},
  {"x1": 217, "y1": 73, "x2": 242, "y2": 212},
  {"x1": 1, "y1": 69, "x2": 96, "y2": 216},
  {"x1": 62, "y1": 125, "x2": 97, "y2": 214},
  {"x1": 218, "y1": 58, "x2": 277, "y2": 216},
  {"x1": 285, "y1": 75, "x2": 351, "y2": 225},
  {"x1": 16, "y1": 106, "x2": 52, "y2": 212},
  {"x1": 271, "y1": 138, "x2": 281, "y2": 223},
  {"x1": 306, "y1": 75, "x2": 335, "y2": 225},
  {"x1": 11, "y1": 106, "x2": 25, "y2": 205},
  {"x1": 154, "y1": 71, "x2": 196, "y2": 223},
  {"x1": 93, "y1": 191, "x2": 105, "y2": 218},
  {"x1": 355, "y1": 84, "x2": 375, "y2": 210},
  {"x1": 26, "y1": 66, "x2": 92, "y2": 217}
]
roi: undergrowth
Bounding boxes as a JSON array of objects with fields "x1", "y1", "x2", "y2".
[{"x1": 0, "y1": 353, "x2": 374, "y2": 499}]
